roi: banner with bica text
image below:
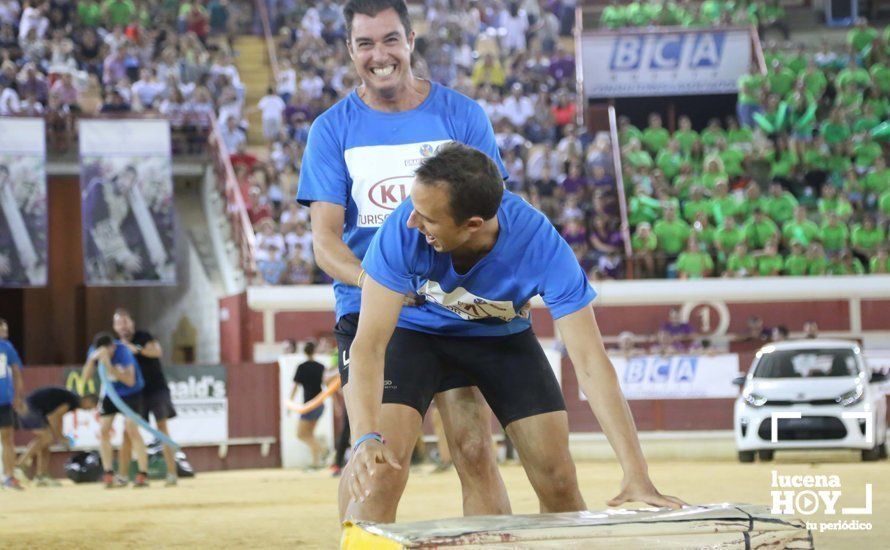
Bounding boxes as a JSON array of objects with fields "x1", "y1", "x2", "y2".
[
  {"x1": 580, "y1": 27, "x2": 753, "y2": 98},
  {"x1": 0, "y1": 118, "x2": 47, "y2": 287},
  {"x1": 79, "y1": 119, "x2": 175, "y2": 285},
  {"x1": 580, "y1": 354, "x2": 740, "y2": 400},
  {"x1": 62, "y1": 365, "x2": 228, "y2": 448}
]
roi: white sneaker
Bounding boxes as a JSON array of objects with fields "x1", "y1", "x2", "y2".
[{"x1": 165, "y1": 474, "x2": 178, "y2": 487}]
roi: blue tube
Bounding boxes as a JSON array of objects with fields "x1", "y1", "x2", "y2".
[{"x1": 99, "y1": 363, "x2": 180, "y2": 451}]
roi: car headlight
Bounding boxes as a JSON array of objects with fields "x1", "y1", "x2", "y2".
[
  {"x1": 836, "y1": 385, "x2": 864, "y2": 407},
  {"x1": 743, "y1": 391, "x2": 767, "y2": 407}
]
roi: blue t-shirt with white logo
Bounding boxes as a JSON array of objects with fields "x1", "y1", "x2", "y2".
[
  {"x1": 0, "y1": 340, "x2": 23, "y2": 406},
  {"x1": 297, "y1": 82, "x2": 507, "y2": 320},
  {"x1": 88, "y1": 342, "x2": 144, "y2": 398},
  {"x1": 362, "y1": 191, "x2": 597, "y2": 336}
]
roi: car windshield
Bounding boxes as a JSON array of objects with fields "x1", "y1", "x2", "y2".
[{"x1": 753, "y1": 348, "x2": 860, "y2": 378}]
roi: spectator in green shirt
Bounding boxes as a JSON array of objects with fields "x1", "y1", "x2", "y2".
[
  {"x1": 716, "y1": 139, "x2": 746, "y2": 179},
  {"x1": 700, "y1": 118, "x2": 726, "y2": 148},
  {"x1": 78, "y1": 0, "x2": 104, "y2": 27},
  {"x1": 714, "y1": 216, "x2": 744, "y2": 264},
  {"x1": 618, "y1": 117, "x2": 642, "y2": 146},
  {"x1": 819, "y1": 108, "x2": 851, "y2": 145},
  {"x1": 837, "y1": 58, "x2": 872, "y2": 90},
  {"x1": 103, "y1": 0, "x2": 136, "y2": 28},
  {"x1": 851, "y1": 217, "x2": 885, "y2": 257},
  {"x1": 653, "y1": 206, "x2": 692, "y2": 259},
  {"x1": 820, "y1": 212, "x2": 850, "y2": 253},
  {"x1": 870, "y1": 248, "x2": 890, "y2": 274},
  {"x1": 623, "y1": 139, "x2": 654, "y2": 170},
  {"x1": 800, "y1": 60, "x2": 828, "y2": 100},
  {"x1": 864, "y1": 157, "x2": 889, "y2": 200},
  {"x1": 677, "y1": 238, "x2": 714, "y2": 279},
  {"x1": 783, "y1": 241, "x2": 809, "y2": 275},
  {"x1": 674, "y1": 116, "x2": 700, "y2": 154},
  {"x1": 782, "y1": 206, "x2": 820, "y2": 247},
  {"x1": 683, "y1": 186, "x2": 711, "y2": 223},
  {"x1": 806, "y1": 242, "x2": 829, "y2": 275},
  {"x1": 738, "y1": 182, "x2": 768, "y2": 219},
  {"x1": 848, "y1": 18, "x2": 878, "y2": 53},
  {"x1": 691, "y1": 211, "x2": 716, "y2": 250},
  {"x1": 700, "y1": 158, "x2": 728, "y2": 191},
  {"x1": 726, "y1": 117, "x2": 754, "y2": 145},
  {"x1": 737, "y1": 66, "x2": 766, "y2": 127},
  {"x1": 759, "y1": 0, "x2": 789, "y2": 39},
  {"x1": 710, "y1": 180, "x2": 740, "y2": 225},
  {"x1": 642, "y1": 113, "x2": 671, "y2": 154},
  {"x1": 853, "y1": 135, "x2": 882, "y2": 171},
  {"x1": 763, "y1": 182, "x2": 798, "y2": 225},
  {"x1": 601, "y1": 0, "x2": 627, "y2": 28},
  {"x1": 828, "y1": 250, "x2": 865, "y2": 275},
  {"x1": 726, "y1": 242, "x2": 757, "y2": 277},
  {"x1": 879, "y1": 188, "x2": 890, "y2": 220},
  {"x1": 655, "y1": 140, "x2": 683, "y2": 181},
  {"x1": 757, "y1": 243, "x2": 784, "y2": 276},
  {"x1": 631, "y1": 222, "x2": 658, "y2": 278},
  {"x1": 744, "y1": 208, "x2": 780, "y2": 250},
  {"x1": 768, "y1": 59, "x2": 796, "y2": 97},
  {"x1": 870, "y1": 62, "x2": 890, "y2": 95}
]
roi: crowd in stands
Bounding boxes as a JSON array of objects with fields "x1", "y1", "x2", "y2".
[
  {"x1": 623, "y1": 19, "x2": 890, "y2": 279},
  {"x1": 248, "y1": 0, "x2": 628, "y2": 284},
  {"x1": 0, "y1": 0, "x2": 247, "y2": 152},
  {"x1": 600, "y1": 0, "x2": 789, "y2": 38}
]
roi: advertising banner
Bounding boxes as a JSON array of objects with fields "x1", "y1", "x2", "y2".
[
  {"x1": 79, "y1": 119, "x2": 175, "y2": 285},
  {"x1": 62, "y1": 365, "x2": 228, "y2": 448},
  {"x1": 580, "y1": 27, "x2": 752, "y2": 98},
  {"x1": 580, "y1": 354, "x2": 740, "y2": 400},
  {"x1": 0, "y1": 117, "x2": 47, "y2": 287}
]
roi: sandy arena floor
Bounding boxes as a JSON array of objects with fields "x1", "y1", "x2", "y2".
[{"x1": 1, "y1": 453, "x2": 886, "y2": 549}]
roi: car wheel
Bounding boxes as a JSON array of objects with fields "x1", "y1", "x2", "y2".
[
  {"x1": 738, "y1": 451, "x2": 755, "y2": 463},
  {"x1": 862, "y1": 444, "x2": 883, "y2": 462},
  {"x1": 758, "y1": 450, "x2": 774, "y2": 461}
]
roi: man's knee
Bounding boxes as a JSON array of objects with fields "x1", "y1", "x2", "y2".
[
  {"x1": 530, "y1": 458, "x2": 578, "y2": 497},
  {"x1": 450, "y1": 431, "x2": 496, "y2": 475},
  {"x1": 99, "y1": 422, "x2": 113, "y2": 438}
]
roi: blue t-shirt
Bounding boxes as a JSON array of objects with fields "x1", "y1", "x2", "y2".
[
  {"x1": 88, "y1": 342, "x2": 144, "y2": 398},
  {"x1": 0, "y1": 340, "x2": 23, "y2": 406},
  {"x1": 362, "y1": 191, "x2": 597, "y2": 336},
  {"x1": 297, "y1": 82, "x2": 508, "y2": 320}
]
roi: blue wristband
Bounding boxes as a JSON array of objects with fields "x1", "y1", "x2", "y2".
[{"x1": 353, "y1": 432, "x2": 384, "y2": 452}]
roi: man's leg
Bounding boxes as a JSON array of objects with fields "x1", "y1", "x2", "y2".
[
  {"x1": 505, "y1": 411, "x2": 585, "y2": 513},
  {"x1": 156, "y1": 418, "x2": 177, "y2": 478},
  {"x1": 434, "y1": 387, "x2": 511, "y2": 515},
  {"x1": 16, "y1": 430, "x2": 48, "y2": 471},
  {"x1": 1, "y1": 427, "x2": 14, "y2": 479},
  {"x1": 99, "y1": 415, "x2": 115, "y2": 472},
  {"x1": 297, "y1": 418, "x2": 321, "y2": 466},
  {"x1": 430, "y1": 406, "x2": 451, "y2": 467},
  {"x1": 125, "y1": 418, "x2": 149, "y2": 474},
  {"x1": 117, "y1": 431, "x2": 132, "y2": 479},
  {"x1": 340, "y1": 403, "x2": 423, "y2": 523}
]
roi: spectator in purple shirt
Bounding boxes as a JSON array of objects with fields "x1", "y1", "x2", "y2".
[
  {"x1": 548, "y1": 44, "x2": 575, "y2": 82},
  {"x1": 660, "y1": 308, "x2": 694, "y2": 351},
  {"x1": 560, "y1": 161, "x2": 588, "y2": 197},
  {"x1": 102, "y1": 48, "x2": 126, "y2": 86}
]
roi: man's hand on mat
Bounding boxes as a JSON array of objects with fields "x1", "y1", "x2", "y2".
[
  {"x1": 608, "y1": 476, "x2": 686, "y2": 510},
  {"x1": 349, "y1": 440, "x2": 401, "y2": 503}
]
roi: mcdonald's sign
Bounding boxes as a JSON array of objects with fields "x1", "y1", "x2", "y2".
[{"x1": 62, "y1": 368, "x2": 100, "y2": 395}]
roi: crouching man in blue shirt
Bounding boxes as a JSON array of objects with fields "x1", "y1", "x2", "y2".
[{"x1": 343, "y1": 143, "x2": 686, "y2": 522}]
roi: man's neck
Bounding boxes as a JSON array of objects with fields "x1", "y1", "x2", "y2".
[
  {"x1": 450, "y1": 217, "x2": 500, "y2": 273},
  {"x1": 358, "y1": 77, "x2": 430, "y2": 113}
]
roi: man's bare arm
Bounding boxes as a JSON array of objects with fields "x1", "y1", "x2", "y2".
[{"x1": 310, "y1": 201, "x2": 363, "y2": 286}]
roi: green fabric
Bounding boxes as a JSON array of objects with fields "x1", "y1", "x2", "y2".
[
  {"x1": 103, "y1": 0, "x2": 136, "y2": 26},
  {"x1": 768, "y1": 68, "x2": 797, "y2": 96},
  {"x1": 620, "y1": 125, "x2": 642, "y2": 145},
  {"x1": 870, "y1": 64, "x2": 890, "y2": 94},
  {"x1": 825, "y1": 155, "x2": 852, "y2": 178},
  {"x1": 848, "y1": 27, "x2": 878, "y2": 52},
  {"x1": 77, "y1": 2, "x2": 103, "y2": 26},
  {"x1": 714, "y1": 226, "x2": 744, "y2": 252},
  {"x1": 784, "y1": 253, "x2": 809, "y2": 276},
  {"x1": 764, "y1": 192, "x2": 798, "y2": 224},
  {"x1": 655, "y1": 150, "x2": 683, "y2": 181},
  {"x1": 711, "y1": 195, "x2": 741, "y2": 224},
  {"x1": 677, "y1": 251, "x2": 714, "y2": 278},
  {"x1": 853, "y1": 115, "x2": 881, "y2": 134},
  {"x1": 853, "y1": 141, "x2": 883, "y2": 169},
  {"x1": 782, "y1": 219, "x2": 820, "y2": 246},
  {"x1": 737, "y1": 196, "x2": 768, "y2": 218},
  {"x1": 819, "y1": 121, "x2": 850, "y2": 145},
  {"x1": 727, "y1": 253, "x2": 757, "y2": 275},
  {"x1": 626, "y1": 150, "x2": 653, "y2": 169},
  {"x1": 744, "y1": 218, "x2": 779, "y2": 249},
  {"x1": 802, "y1": 147, "x2": 828, "y2": 171},
  {"x1": 653, "y1": 219, "x2": 692, "y2": 255},
  {"x1": 629, "y1": 195, "x2": 662, "y2": 226},
  {"x1": 632, "y1": 233, "x2": 657, "y2": 252},
  {"x1": 674, "y1": 129, "x2": 699, "y2": 153},
  {"x1": 601, "y1": 5, "x2": 627, "y2": 28},
  {"x1": 701, "y1": 128, "x2": 726, "y2": 148},
  {"x1": 880, "y1": 191, "x2": 890, "y2": 217},
  {"x1": 753, "y1": 102, "x2": 788, "y2": 134},
  {"x1": 642, "y1": 127, "x2": 671, "y2": 153},
  {"x1": 869, "y1": 257, "x2": 890, "y2": 273},
  {"x1": 770, "y1": 150, "x2": 798, "y2": 180},
  {"x1": 808, "y1": 256, "x2": 829, "y2": 275},
  {"x1": 720, "y1": 148, "x2": 746, "y2": 178},
  {"x1": 837, "y1": 67, "x2": 872, "y2": 89},
  {"x1": 758, "y1": 254, "x2": 785, "y2": 276},
  {"x1": 802, "y1": 70, "x2": 828, "y2": 98},
  {"x1": 834, "y1": 88, "x2": 863, "y2": 110},
  {"x1": 727, "y1": 126, "x2": 753, "y2": 145},
  {"x1": 828, "y1": 258, "x2": 865, "y2": 275},
  {"x1": 820, "y1": 223, "x2": 849, "y2": 252},
  {"x1": 851, "y1": 225, "x2": 885, "y2": 253},
  {"x1": 737, "y1": 73, "x2": 766, "y2": 105},
  {"x1": 700, "y1": 171, "x2": 728, "y2": 191},
  {"x1": 864, "y1": 168, "x2": 889, "y2": 195}
]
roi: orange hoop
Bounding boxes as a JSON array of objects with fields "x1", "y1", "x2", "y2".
[{"x1": 286, "y1": 376, "x2": 342, "y2": 414}]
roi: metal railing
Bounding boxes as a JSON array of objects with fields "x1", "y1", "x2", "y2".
[
  {"x1": 255, "y1": 0, "x2": 281, "y2": 83},
  {"x1": 208, "y1": 116, "x2": 257, "y2": 280},
  {"x1": 608, "y1": 105, "x2": 634, "y2": 278}
]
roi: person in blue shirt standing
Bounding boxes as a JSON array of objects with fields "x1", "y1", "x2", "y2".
[
  {"x1": 343, "y1": 144, "x2": 686, "y2": 522},
  {"x1": 298, "y1": 0, "x2": 509, "y2": 516},
  {"x1": 0, "y1": 318, "x2": 25, "y2": 490},
  {"x1": 81, "y1": 332, "x2": 150, "y2": 488}
]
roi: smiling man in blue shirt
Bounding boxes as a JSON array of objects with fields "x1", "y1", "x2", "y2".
[{"x1": 343, "y1": 143, "x2": 685, "y2": 522}]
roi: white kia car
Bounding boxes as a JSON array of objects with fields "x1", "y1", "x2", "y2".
[{"x1": 734, "y1": 340, "x2": 888, "y2": 462}]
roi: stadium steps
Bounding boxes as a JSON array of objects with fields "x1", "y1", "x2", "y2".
[
  {"x1": 175, "y1": 176, "x2": 228, "y2": 294},
  {"x1": 234, "y1": 35, "x2": 274, "y2": 147}
]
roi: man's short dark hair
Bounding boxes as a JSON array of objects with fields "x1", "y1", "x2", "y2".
[
  {"x1": 415, "y1": 143, "x2": 503, "y2": 223},
  {"x1": 343, "y1": 0, "x2": 412, "y2": 39},
  {"x1": 304, "y1": 341, "x2": 317, "y2": 356},
  {"x1": 81, "y1": 393, "x2": 100, "y2": 407},
  {"x1": 93, "y1": 332, "x2": 115, "y2": 349},
  {"x1": 113, "y1": 307, "x2": 132, "y2": 318}
]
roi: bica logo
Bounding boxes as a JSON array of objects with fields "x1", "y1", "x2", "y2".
[
  {"x1": 419, "y1": 144, "x2": 434, "y2": 157},
  {"x1": 624, "y1": 356, "x2": 697, "y2": 384},
  {"x1": 368, "y1": 175, "x2": 412, "y2": 211},
  {"x1": 610, "y1": 32, "x2": 725, "y2": 71}
]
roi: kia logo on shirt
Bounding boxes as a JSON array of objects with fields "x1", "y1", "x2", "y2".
[{"x1": 369, "y1": 176, "x2": 412, "y2": 210}]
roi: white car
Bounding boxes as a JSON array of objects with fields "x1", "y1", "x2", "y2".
[{"x1": 733, "y1": 339, "x2": 888, "y2": 462}]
